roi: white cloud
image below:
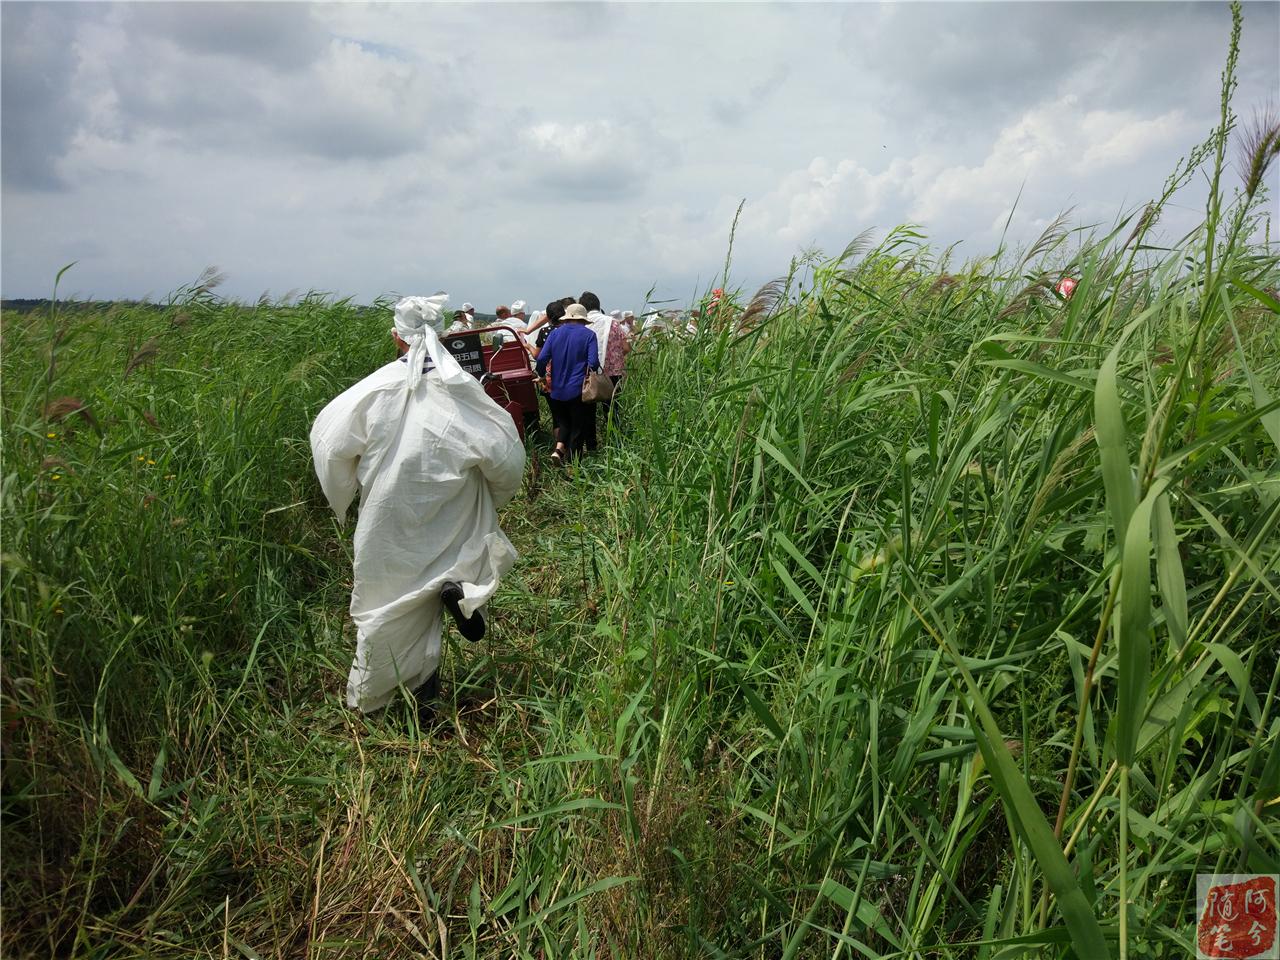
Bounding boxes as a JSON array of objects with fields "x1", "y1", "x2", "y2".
[
  {"x1": 2, "y1": 1, "x2": 1276, "y2": 311},
  {"x1": 512, "y1": 120, "x2": 664, "y2": 202},
  {"x1": 910, "y1": 96, "x2": 1193, "y2": 228}
]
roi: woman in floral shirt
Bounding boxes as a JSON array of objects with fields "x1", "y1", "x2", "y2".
[{"x1": 580, "y1": 291, "x2": 632, "y2": 448}]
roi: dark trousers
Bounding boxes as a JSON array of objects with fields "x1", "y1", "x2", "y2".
[
  {"x1": 538, "y1": 389, "x2": 555, "y2": 434},
  {"x1": 549, "y1": 396, "x2": 592, "y2": 458}
]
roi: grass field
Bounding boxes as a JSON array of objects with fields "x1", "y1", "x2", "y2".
[{"x1": 3, "y1": 16, "x2": 1279, "y2": 960}]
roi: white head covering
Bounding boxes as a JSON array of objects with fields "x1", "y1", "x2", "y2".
[
  {"x1": 622, "y1": 310, "x2": 634, "y2": 320},
  {"x1": 462, "y1": 302, "x2": 474, "y2": 312},
  {"x1": 393, "y1": 294, "x2": 469, "y2": 389},
  {"x1": 609, "y1": 309, "x2": 622, "y2": 320},
  {"x1": 510, "y1": 299, "x2": 527, "y2": 314}
]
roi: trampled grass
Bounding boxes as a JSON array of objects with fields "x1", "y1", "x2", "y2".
[{"x1": 3, "y1": 13, "x2": 1279, "y2": 959}]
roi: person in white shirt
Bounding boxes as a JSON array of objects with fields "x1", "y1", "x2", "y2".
[
  {"x1": 309, "y1": 294, "x2": 525, "y2": 717},
  {"x1": 578, "y1": 290, "x2": 631, "y2": 448},
  {"x1": 640, "y1": 312, "x2": 666, "y2": 335},
  {"x1": 494, "y1": 303, "x2": 526, "y2": 344}
]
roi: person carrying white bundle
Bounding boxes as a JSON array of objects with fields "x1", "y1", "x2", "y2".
[{"x1": 309, "y1": 293, "x2": 526, "y2": 716}]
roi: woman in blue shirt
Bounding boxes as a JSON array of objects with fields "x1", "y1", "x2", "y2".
[{"x1": 535, "y1": 302, "x2": 600, "y2": 464}]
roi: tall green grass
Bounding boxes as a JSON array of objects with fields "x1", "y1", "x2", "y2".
[{"x1": 3, "y1": 10, "x2": 1278, "y2": 958}]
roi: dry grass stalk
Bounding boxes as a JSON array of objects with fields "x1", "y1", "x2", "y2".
[
  {"x1": 124, "y1": 338, "x2": 161, "y2": 378},
  {"x1": 996, "y1": 277, "x2": 1053, "y2": 320},
  {"x1": 1236, "y1": 103, "x2": 1280, "y2": 199},
  {"x1": 43, "y1": 396, "x2": 98, "y2": 429},
  {"x1": 835, "y1": 227, "x2": 877, "y2": 274},
  {"x1": 192, "y1": 265, "x2": 227, "y2": 297},
  {"x1": 738, "y1": 277, "x2": 786, "y2": 331},
  {"x1": 837, "y1": 348, "x2": 875, "y2": 384},
  {"x1": 1021, "y1": 208, "x2": 1074, "y2": 267},
  {"x1": 1122, "y1": 203, "x2": 1159, "y2": 251},
  {"x1": 1024, "y1": 426, "x2": 1096, "y2": 530},
  {"x1": 927, "y1": 274, "x2": 959, "y2": 296}
]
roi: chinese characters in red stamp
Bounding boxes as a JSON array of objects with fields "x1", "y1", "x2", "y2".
[{"x1": 1197, "y1": 875, "x2": 1279, "y2": 960}]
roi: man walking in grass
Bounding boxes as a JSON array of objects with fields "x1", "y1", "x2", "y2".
[{"x1": 309, "y1": 294, "x2": 525, "y2": 715}]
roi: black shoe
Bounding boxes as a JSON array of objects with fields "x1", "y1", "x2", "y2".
[{"x1": 441, "y1": 581, "x2": 486, "y2": 642}]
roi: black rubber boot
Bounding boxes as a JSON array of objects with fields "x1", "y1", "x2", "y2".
[{"x1": 440, "y1": 581, "x2": 486, "y2": 642}]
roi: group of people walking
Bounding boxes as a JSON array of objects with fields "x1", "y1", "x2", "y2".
[
  {"x1": 529, "y1": 291, "x2": 632, "y2": 464},
  {"x1": 308, "y1": 290, "x2": 634, "y2": 719},
  {"x1": 448, "y1": 291, "x2": 634, "y2": 464}
]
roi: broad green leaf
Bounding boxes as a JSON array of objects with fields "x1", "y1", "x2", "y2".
[
  {"x1": 147, "y1": 740, "x2": 168, "y2": 803},
  {"x1": 1095, "y1": 337, "x2": 1137, "y2": 550},
  {"x1": 949, "y1": 652, "x2": 1111, "y2": 958},
  {"x1": 773, "y1": 530, "x2": 822, "y2": 584},
  {"x1": 980, "y1": 357, "x2": 1096, "y2": 392},
  {"x1": 511, "y1": 876, "x2": 635, "y2": 931},
  {"x1": 741, "y1": 682, "x2": 786, "y2": 741},
  {"x1": 101, "y1": 738, "x2": 143, "y2": 797},
  {"x1": 757, "y1": 433, "x2": 817, "y2": 497},
  {"x1": 1230, "y1": 272, "x2": 1280, "y2": 313},
  {"x1": 1116, "y1": 478, "x2": 1166, "y2": 767},
  {"x1": 771, "y1": 558, "x2": 818, "y2": 620},
  {"x1": 819, "y1": 878, "x2": 903, "y2": 950},
  {"x1": 1153, "y1": 490, "x2": 1188, "y2": 651}
]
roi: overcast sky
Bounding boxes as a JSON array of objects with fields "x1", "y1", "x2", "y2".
[{"x1": 3, "y1": 1, "x2": 1277, "y2": 312}]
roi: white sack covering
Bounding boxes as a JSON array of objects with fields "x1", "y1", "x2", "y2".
[{"x1": 310, "y1": 298, "x2": 525, "y2": 713}]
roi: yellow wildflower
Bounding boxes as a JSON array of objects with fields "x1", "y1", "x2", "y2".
[
  {"x1": 51, "y1": 474, "x2": 62, "y2": 480},
  {"x1": 46, "y1": 432, "x2": 57, "y2": 439},
  {"x1": 147, "y1": 460, "x2": 156, "y2": 466}
]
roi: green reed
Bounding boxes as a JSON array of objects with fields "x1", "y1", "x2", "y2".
[{"x1": 2, "y1": 8, "x2": 1278, "y2": 957}]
